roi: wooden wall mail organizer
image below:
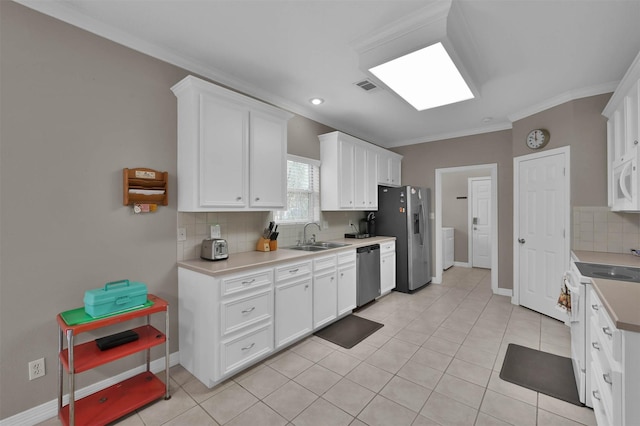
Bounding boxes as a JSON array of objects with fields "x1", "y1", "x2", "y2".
[{"x1": 123, "y1": 168, "x2": 168, "y2": 211}]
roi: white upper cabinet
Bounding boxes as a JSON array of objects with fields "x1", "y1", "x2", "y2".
[
  {"x1": 603, "y1": 50, "x2": 640, "y2": 211},
  {"x1": 378, "y1": 151, "x2": 402, "y2": 187},
  {"x1": 172, "y1": 76, "x2": 292, "y2": 211},
  {"x1": 319, "y1": 131, "x2": 400, "y2": 211}
]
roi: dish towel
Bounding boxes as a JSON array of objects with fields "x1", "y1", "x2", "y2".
[{"x1": 556, "y1": 275, "x2": 572, "y2": 315}]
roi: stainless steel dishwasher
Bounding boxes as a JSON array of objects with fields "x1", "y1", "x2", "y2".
[{"x1": 356, "y1": 244, "x2": 381, "y2": 307}]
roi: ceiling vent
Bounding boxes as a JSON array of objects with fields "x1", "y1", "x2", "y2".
[{"x1": 354, "y1": 79, "x2": 380, "y2": 92}]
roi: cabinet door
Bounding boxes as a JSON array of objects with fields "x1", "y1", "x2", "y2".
[
  {"x1": 366, "y1": 150, "x2": 378, "y2": 209},
  {"x1": 380, "y1": 252, "x2": 396, "y2": 294},
  {"x1": 313, "y1": 270, "x2": 337, "y2": 329},
  {"x1": 354, "y1": 144, "x2": 367, "y2": 208},
  {"x1": 378, "y1": 154, "x2": 391, "y2": 185},
  {"x1": 339, "y1": 140, "x2": 355, "y2": 208},
  {"x1": 275, "y1": 278, "x2": 312, "y2": 348},
  {"x1": 389, "y1": 157, "x2": 401, "y2": 187},
  {"x1": 337, "y1": 263, "x2": 357, "y2": 316},
  {"x1": 249, "y1": 110, "x2": 287, "y2": 208},
  {"x1": 199, "y1": 94, "x2": 248, "y2": 207}
]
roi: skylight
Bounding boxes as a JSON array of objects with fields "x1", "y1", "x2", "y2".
[{"x1": 369, "y1": 42, "x2": 474, "y2": 111}]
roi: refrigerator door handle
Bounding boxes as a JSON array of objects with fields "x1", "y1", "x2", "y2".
[{"x1": 417, "y1": 204, "x2": 424, "y2": 246}]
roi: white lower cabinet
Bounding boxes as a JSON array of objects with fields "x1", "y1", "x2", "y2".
[
  {"x1": 274, "y1": 261, "x2": 313, "y2": 349},
  {"x1": 313, "y1": 254, "x2": 338, "y2": 329},
  {"x1": 380, "y1": 241, "x2": 396, "y2": 295},
  {"x1": 337, "y1": 251, "x2": 357, "y2": 316},
  {"x1": 178, "y1": 266, "x2": 274, "y2": 387},
  {"x1": 178, "y1": 247, "x2": 365, "y2": 388},
  {"x1": 588, "y1": 286, "x2": 640, "y2": 425}
]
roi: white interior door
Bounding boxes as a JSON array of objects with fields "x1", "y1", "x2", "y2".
[
  {"x1": 470, "y1": 177, "x2": 492, "y2": 269},
  {"x1": 516, "y1": 148, "x2": 569, "y2": 321}
]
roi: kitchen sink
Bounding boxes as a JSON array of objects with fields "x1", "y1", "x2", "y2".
[
  {"x1": 285, "y1": 241, "x2": 351, "y2": 252},
  {"x1": 575, "y1": 262, "x2": 640, "y2": 283},
  {"x1": 287, "y1": 245, "x2": 328, "y2": 252},
  {"x1": 310, "y1": 241, "x2": 351, "y2": 248}
]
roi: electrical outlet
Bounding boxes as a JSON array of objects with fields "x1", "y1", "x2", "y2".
[
  {"x1": 28, "y1": 358, "x2": 45, "y2": 380},
  {"x1": 177, "y1": 227, "x2": 187, "y2": 241}
]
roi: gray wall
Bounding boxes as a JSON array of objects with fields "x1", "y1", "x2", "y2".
[
  {"x1": 0, "y1": 2, "x2": 336, "y2": 419},
  {"x1": 393, "y1": 92, "x2": 611, "y2": 291}
]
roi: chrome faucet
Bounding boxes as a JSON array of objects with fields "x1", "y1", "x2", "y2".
[{"x1": 303, "y1": 222, "x2": 321, "y2": 244}]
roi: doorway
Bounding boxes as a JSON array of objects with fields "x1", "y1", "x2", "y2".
[
  {"x1": 435, "y1": 164, "x2": 499, "y2": 294},
  {"x1": 513, "y1": 146, "x2": 570, "y2": 321}
]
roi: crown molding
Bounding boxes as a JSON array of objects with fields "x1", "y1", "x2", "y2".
[
  {"x1": 387, "y1": 121, "x2": 513, "y2": 148},
  {"x1": 508, "y1": 81, "x2": 617, "y2": 122}
]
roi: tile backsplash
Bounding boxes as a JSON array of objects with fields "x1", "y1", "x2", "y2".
[
  {"x1": 177, "y1": 211, "x2": 367, "y2": 261},
  {"x1": 572, "y1": 206, "x2": 640, "y2": 253}
]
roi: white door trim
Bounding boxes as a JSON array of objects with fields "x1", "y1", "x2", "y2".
[
  {"x1": 512, "y1": 145, "x2": 571, "y2": 306},
  {"x1": 435, "y1": 164, "x2": 498, "y2": 294}
]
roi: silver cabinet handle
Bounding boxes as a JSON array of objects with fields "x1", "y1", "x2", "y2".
[
  {"x1": 592, "y1": 304, "x2": 599, "y2": 311},
  {"x1": 255, "y1": 197, "x2": 260, "y2": 201},
  {"x1": 602, "y1": 327, "x2": 613, "y2": 337},
  {"x1": 242, "y1": 279, "x2": 256, "y2": 286},
  {"x1": 518, "y1": 238, "x2": 526, "y2": 244},
  {"x1": 603, "y1": 373, "x2": 613, "y2": 385},
  {"x1": 635, "y1": 140, "x2": 639, "y2": 145},
  {"x1": 236, "y1": 196, "x2": 242, "y2": 201},
  {"x1": 241, "y1": 306, "x2": 255, "y2": 314},
  {"x1": 241, "y1": 342, "x2": 255, "y2": 351},
  {"x1": 289, "y1": 268, "x2": 299, "y2": 274},
  {"x1": 340, "y1": 272, "x2": 344, "y2": 277},
  {"x1": 305, "y1": 284, "x2": 309, "y2": 289},
  {"x1": 592, "y1": 390, "x2": 601, "y2": 401},
  {"x1": 592, "y1": 342, "x2": 600, "y2": 350}
]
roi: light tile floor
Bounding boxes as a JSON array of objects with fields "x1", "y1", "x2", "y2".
[{"x1": 39, "y1": 267, "x2": 596, "y2": 426}]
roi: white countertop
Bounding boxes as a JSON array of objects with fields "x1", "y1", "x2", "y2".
[{"x1": 178, "y1": 236, "x2": 395, "y2": 277}]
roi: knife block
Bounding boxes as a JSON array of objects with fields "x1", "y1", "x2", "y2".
[{"x1": 256, "y1": 237, "x2": 270, "y2": 252}]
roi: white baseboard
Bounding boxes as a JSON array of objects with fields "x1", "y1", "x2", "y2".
[
  {"x1": 453, "y1": 261, "x2": 471, "y2": 268},
  {"x1": 0, "y1": 352, "x2": 180, "y2": 426},
  {"x1": 496, "y1": 287, "x2": 513, "y2": 297}
]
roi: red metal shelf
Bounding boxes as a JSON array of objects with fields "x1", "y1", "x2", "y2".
[
  {"x1": 59, "y1": 325, "x2": 166, "y2": 373},
  {"x1": 58, "y1": 371, "x2": 166, "y2": 426}
]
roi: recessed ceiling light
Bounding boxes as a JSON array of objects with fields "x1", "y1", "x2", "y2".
[
  {"x1": 369, "y1": 42, "x2": 474, "y2": 111},
  {"x1": 309, "y1": 98, "x2": 324, "y2": 106}
]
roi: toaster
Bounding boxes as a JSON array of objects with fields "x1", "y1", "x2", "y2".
[{"x1": 200, "y1": 238, "x2": 229, "y2": 261}]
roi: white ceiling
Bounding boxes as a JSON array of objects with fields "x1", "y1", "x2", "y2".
[{"x1": 18, "y1": 0, "x2": 640, "y2": 148}]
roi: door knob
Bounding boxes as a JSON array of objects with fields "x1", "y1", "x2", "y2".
[{"x1": 518, "y1": 238, "x2": 526, "y2": 244}]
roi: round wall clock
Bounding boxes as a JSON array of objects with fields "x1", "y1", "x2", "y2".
[{"x1": 526, "y1": 128, "x2": 550, "y2": 149}]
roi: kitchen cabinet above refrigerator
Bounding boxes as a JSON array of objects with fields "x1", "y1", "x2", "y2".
[
  {"x1": 318, "y1": 131, "x2": 402, "y2": 211},
  {"x1": 172, "y1": 76, "x2": 293, "y2": 212},
  {"x1": 604, "y1": 50, "x2": 640, "y2": 211}
]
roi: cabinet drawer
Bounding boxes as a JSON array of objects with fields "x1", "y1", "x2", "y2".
[
  {"x1": 221, "y1": 269, "x2": 272, "y2": 296},
  {"x1": 221, "y1": 323, "x2": 273, "y2": 376},
  {"x1": 313, "y1": 254, "x2": 337, "y2": 271},
  {"x1": 337, "y1": 250, "x2": 356, "y2": 265},
  {"x1": 221, "y1": 289, "x2": 272, "y2": 336},
  {"x1": 275, "y1": 261, "x2": 312, "y2": 281},
  {"x1": 591, "y1": 291, "x2": 621, "y2": 362},
  {"x1": 590, "y1": 360, "x2": 614, "y2": 426},
  {"x1": 380, "y1": 241, "x2": 395, "y2": 254},
  {"x1": 590, "y1": 316, "x2": 620, "y2": 405}
]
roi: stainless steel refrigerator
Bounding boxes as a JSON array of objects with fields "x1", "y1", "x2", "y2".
[{"x1": 376, "y1": 186, "x2": 432, "y2": 293}]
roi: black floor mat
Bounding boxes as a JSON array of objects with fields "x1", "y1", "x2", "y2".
[
  {"x1": 314, "y1": 315, "x2": 383, "y2": 349},
  {"x1": 500, "y1": 343, "x2": 583, "y2": 406}
]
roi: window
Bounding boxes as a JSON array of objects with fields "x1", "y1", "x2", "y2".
[{"x1": 273, "y1": 155, "x2": 320, "y2": 224}]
